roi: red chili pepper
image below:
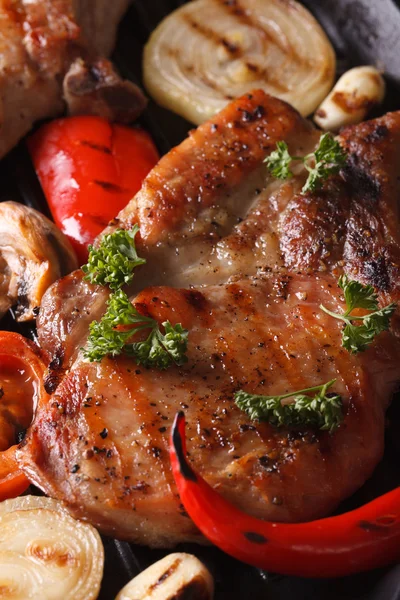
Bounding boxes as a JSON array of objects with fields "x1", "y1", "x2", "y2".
[
  {"x1": 170, "y1": 412, "x2": 400, "y2": 578},
  {"x1": 28, "y1": 116, "x2": 159, "y2": 264}
]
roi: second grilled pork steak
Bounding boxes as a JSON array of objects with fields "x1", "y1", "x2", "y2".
[
  {"x1": 19, "y1": 92, "x2": 400, "y2": 545},
  {"x1": 0, "y1": 0, "x2": 145, "y2": 158}
]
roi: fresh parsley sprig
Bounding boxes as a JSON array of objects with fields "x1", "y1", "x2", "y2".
[
  {"x1": 235, "y1": 379, "x2": 343, "y2": 433},
  {"x1": 264, "y1": 133, "x2": 347, "y2": 193},
  {"x1": 82, "y1": 226, "x2": 146, "y2": 290},
  {"x1": 81, "y1": 226, "x2": 189, "y2": 368},
  {"x1": 320, "y1": 275, "x2": 397, "y2": 354},
  {"x1": 83, "y1": 289, "x2": 188, "y2": 368},
  {"x1": 266, "y1": 141, "x2": 294, "y2": 180}
]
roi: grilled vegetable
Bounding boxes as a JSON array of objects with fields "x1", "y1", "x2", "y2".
[
  {"x1": 0, "y1": 332, "x2": 49, "y2": 501},
  {"x1": 314, "y1": 66, "x2": 385, "y2": 131},
  {"x1": 0, "y1": 495, "x2": 104, "y2": 599},
  {"x1": 170, "y1": 412, "x2": 400, "y2": 578},
  {"x1": 28, "y1": 116, "x2": 159, "y2": 263},
  {"x1": 115, "y1": 553, "x2": 214, "y2": 600},
  {"x1": 143, "y1": 0, "x2": 335, "y2": 124},
  {"x1": 0, "y1": 202, "x2": 77, "y2": 322}
]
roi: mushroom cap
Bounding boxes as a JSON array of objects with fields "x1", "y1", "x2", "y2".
[{"x1": 0, "y1": 201, "x2": 78, "y2": 321}]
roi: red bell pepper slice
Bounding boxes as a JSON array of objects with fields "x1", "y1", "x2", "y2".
[
  {"x1": 0, "y1": 332, "x2": 49, "y2": 500},
  {"x1": 170, "y1": 411, "x2": 400, "y2": 578},
  {"x1": 28, "y1": 116, "x2": 159, "y2": 264}
]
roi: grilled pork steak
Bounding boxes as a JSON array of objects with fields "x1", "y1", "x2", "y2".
[
  {"x1": 18, "y1": 92, "x2": 400, "y2": 546},
  {"x1": 0, "y1": 0, "x2": 145, "y2": 159}
]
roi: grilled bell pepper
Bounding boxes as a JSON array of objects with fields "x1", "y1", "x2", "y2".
[
  {"x1": 0, "y1": 332, "x2": 48, "y2": 499},
  {"x1": 170, "y1": 411, "x2": 400, "y2": 578},
  {"x1": 28, "y1": 116, "x2": 159, "y2": 263}
]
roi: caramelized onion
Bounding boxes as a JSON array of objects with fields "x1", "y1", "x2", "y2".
[
  {"x1": 0, "y1": 496, "x2": 104, "y2": 599},
  {"x1": 143, "y1": 0, "x2": 335, "y2": 124}
]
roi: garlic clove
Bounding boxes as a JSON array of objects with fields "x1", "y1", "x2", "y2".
[{"x1": 314, "y1": 66, "x2": 385, "y2": 132}]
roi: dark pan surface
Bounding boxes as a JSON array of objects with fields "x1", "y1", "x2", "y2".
[{"x1": 1, "y1": 1, "x2": 400, "y2": 598}]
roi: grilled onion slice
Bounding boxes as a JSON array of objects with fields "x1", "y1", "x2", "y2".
[
  {"x1": 143, "y1": 0, "x2": 335, "y2": 124},
  {"x1": 0, "y1": 496, "x2": 104, "y2": 600}
]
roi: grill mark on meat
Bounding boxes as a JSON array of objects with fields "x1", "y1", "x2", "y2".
[
  {"x1": 362, "y1": 256, "x2": 391, "y2": 292},
  {"x1": 365, "y1": 124, "x2": 389, "y2": 143},
  {"x1": 237, "y1": 104, "x2": 266, "y2": 123},
  {"x1": 115, "y1": 361, "x2": 178, "y2": 495},
  {"x1": 132, "y1": 301, "x2": 153, "y2": 320},
  {"x1": 280, "y1": 180, "x2": 350, "y2": 271},
  {"x1": 83, "y1": 411, "x2": 120, "y2": 492},
  {"x1": 344, "y1": 213, "x2": 397, "y2": 292},
  {"x1": 181, "y1": 290, "x2": 208, "y2": 312},
  {"x1": 341, "y1": 155, "x2": 381, "y2": 205},
  {"x1": 218, "y1": 278, "x2": 306, "y2": 424},
  {"x1": 104, "y1": 91, "x2": 314, "y2": 245}
]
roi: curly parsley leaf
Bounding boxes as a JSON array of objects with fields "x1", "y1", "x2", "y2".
[
  {"x1": 126, "y1": 321, "x2": 188, "y2": 370},
  {"x1": 320, "y1": 275, "x2": 396, "y2": 354},
  {"x1": 303, "y1": 133, "x2": 347, "y2": 193},
  {"x1": 83, "y1": 290, "x2": 188, "y2": 369},
  {"x1": 264, "y1": 141, "x2": 294, "y2": 180},
  {"x1": 235, "y1": 379, "x2": 343, "y2": 433},
  {"x1": 338, "y1": 274, "x2": 378, "y2": 312},
  {"x1": 342, "y1": 305, "x2": 397, "y2": 354},
  {"x1": 82, "y1": 290, "x2": 152, "y2": 361},
  {"x1": 82, "y1": 226, "x2": 146, "y2": 290},
  {"x1": 265, "y1": 133, "x2": 347, "y2": 193}
]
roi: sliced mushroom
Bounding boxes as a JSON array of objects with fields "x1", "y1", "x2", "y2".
[
  {"x1": 115, "y1": 553, "x2": 214, "y2": 600},
  {"x1": 0, "y1": 202, "x2": 78, "y2": 322}
]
